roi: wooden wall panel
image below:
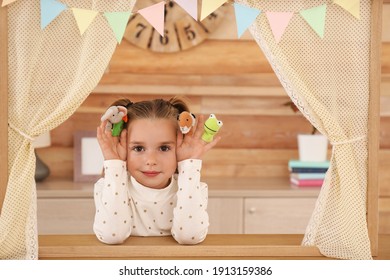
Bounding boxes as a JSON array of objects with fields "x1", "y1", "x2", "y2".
[
  {"x1": 37, "y1": 148, "x2": 299, "y2": 180},
  {"x1": 98, "y1": 73, "x2": 282, "y2": 87},
  {"x1": 51, "y1": 111, "x2": 317, "y2": 149},
  {"x1": 52, "y1": 95, "x2": 390, "y2": 149},
  {"x1": 36, "y1": 146, "x2": 390, "y2": 198},
  {"x1": 383, "y1": 42, "x2": 390, "y2": 73},
  {"x1": 107, "y1": 41, "x2": 390, "y2": 76},
  {"x1": 108, "y1": 40, "x2": 271, "y2": 75},
  {"x1": 38, "y1": 147, "x2": 73, "y2": 179},
  {"x1": 379, "y1": 198, "x2": 390, "y2": 234},
  {"x1": 383, "y1": 4, "x2": 390, "y2": 42},
  {"x1": 379, "y1": 149, "x2": 390, "y2": 197}
]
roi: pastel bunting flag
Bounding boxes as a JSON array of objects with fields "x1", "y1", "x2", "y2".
[
  {"x1": 174, "y1": 0, "x2": 197, "y2": 20},
  {"x1": 266, "y1": 12, "x2": 294, "y2": 43},
  {"x1": 334, "y1": 0, "x2": 360, "y2": 19},
  {"x1": 1, "y1": 0, "x2": 17, "y2": 7},
  {"x1": 233, "y1": 3, "x2": 261, "y2": 38},
  {"x1": 72, "y1": 8, "x2": 99, "y2": 35},
  {"x1": 200, "y1": 0, "x2": 227, "y2": 21},
  {"x1": 138, "y1": 1, "x2": 165, "y2": 37},
  {"x1": 104, "y1": 12, "x2": 132, "y2": 44},
  {"x1": 300, "y1": 4, "x2": 327, "y2": 39},
  {"x1": 40, "y1": 0, "x2": 67, "y2": 30}
]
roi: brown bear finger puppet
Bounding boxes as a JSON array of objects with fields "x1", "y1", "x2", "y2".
[{"x1": 178, "y1": 111, "x2": 196, "y2": 135}]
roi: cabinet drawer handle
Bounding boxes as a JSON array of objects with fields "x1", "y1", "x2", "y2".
[{"x1": 248, "y1": 207, "x2": 256, "y2": 214}]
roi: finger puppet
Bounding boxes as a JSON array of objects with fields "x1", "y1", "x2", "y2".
[
  {"x1": 178, "y1": 111, "x2": 196, "y2": 135},
  {"x1": 101, "y1": 106, "x2": 128, "y2": 137},
  {"x1": 202, "y1": 114, "x2": 223, "y2": 142}
]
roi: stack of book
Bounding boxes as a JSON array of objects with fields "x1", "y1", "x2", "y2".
[{"x1": 288, "y1": 160, "x2": 330, "y2": 188}]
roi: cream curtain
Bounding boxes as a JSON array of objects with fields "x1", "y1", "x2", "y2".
[
  {"x1": 244, "y1": 0, "x2": 373, "y2": 259},
  {"x1": 0, "y1": 0, "x2": 135, "y2": 259}
]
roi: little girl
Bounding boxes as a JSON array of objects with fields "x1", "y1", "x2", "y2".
[{"x1": 93, "y1": 97, "x2": 221, "y2": 245}]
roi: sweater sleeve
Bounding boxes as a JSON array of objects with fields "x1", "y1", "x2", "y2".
[
  {"x1": 93, "y1": 160, "x2": 132, "y2": 244},
  {"x1": 171, "y1": 159, "x2": 209, "y2": 244}
]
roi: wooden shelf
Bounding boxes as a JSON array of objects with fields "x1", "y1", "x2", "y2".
[{"x1": 36, "y1": 177, "x2": 320, "y2": 199}]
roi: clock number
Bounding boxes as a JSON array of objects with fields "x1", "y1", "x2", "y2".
[
  {"x1": 126, "y1": 3, "x2": 226, "y2": 52},
  {"x1": 159, "y1": 30, "x2": 169, "y2": 45},
  {"x1": 135, "y1": 23, "x2": 147, "y2": 38},
  {"x1": 184, "y1": 24, "x2": 196, "y2": 41}
]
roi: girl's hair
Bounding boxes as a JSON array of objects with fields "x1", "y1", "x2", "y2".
[{"x1": 109, "y1": 97, "x2": 190, "y2": 129}]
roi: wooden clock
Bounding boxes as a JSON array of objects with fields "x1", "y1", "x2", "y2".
[{"x1": 123, "y1": 0, "x2": 227, "y2": 53}]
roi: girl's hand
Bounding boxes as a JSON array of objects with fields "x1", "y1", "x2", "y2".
[
  {"x1": 97, "y1": 120, "x2": 127, "y2": 161},
  {"x1": 176, "y1": 114, "x2": 221, "y2": 162}
]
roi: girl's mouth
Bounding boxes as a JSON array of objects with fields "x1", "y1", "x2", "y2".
[{"x1": 142, "y1": 171, "x2": 160, "y2": 177}]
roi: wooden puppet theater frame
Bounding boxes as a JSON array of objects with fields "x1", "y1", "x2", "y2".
[{"x1": 0, "y1": 1, "x2": 383, "y2": 259}]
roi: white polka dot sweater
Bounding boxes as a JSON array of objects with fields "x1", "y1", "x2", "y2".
[{"x1": 93, "y1": 159, "x2": 209, "y2": 245}]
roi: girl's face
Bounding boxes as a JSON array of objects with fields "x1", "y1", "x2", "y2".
[{"x1": 127, "y1": 118, "x2": 177, "y2": 189}]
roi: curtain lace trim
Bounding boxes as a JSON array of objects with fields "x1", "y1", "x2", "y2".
[
  {"x1": 331, "y1": 135, "x2": 367, "y2": 146},
  {"x1": 8, "y1": 122, "x2": 34, "y2": 142}
]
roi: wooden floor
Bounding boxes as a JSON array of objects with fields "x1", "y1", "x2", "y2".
[{"x1": 38, "y1": 234, "x2": 390, "y2": 260}]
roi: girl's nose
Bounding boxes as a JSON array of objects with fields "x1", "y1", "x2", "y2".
[
  {"x1": 146, "y1": 160, "x2": 157, "y2": 166},
  {"x1": 146, "y1": 152, "x2": 157, "y2": 166}
]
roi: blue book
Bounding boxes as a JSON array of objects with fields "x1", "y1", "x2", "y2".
[{"x1": 288, "y1": 160, "x2": 330, "y2": 169}]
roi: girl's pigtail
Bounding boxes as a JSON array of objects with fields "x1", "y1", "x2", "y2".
[
  {"x1": 125, "y1": 100, "x2": 133, "y2": 108},
  {"x1": 169, "y1": 96, "x2": 190, "y2": 115},
  {"x1": 110, "y1": 98, "x2": 132, "y2": 109}
]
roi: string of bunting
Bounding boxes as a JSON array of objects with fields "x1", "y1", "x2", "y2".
[{"x1": 1, "y1": 0, "x2": 361, "y2": 44}]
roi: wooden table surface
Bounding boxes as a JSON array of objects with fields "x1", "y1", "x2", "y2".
[{"x1": 38, "y1": 234, "x2": 390, "y2": 260}]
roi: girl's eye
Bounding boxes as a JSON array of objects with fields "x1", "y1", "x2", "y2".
[
  {"x1": 132, "y1": 146, "x2": 144, "y2": 152},
  {"x1": 160, "y1": 145, "x2": 171, "y2": 152}
]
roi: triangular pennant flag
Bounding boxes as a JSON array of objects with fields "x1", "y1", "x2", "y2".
[
  {"x1": 1, "y1": 0, "x2": 16, "y2": 7},
  {"x1": 233, "y1": 3, "x2": 261, "y2": 38},
  {"x1": 266, "y1": 12, "x2": 294, "y2": 43},
  {"x1": 1, "y1": 0, "x2": 17, "y2": 7},
  {"x1": 138, "y1": 1, "x2": 165, "y2": 37},
  {"x1": 40, "y1": 0, "x2": 67, "y2": 29},
  {"x1": 72, "y1": 8, "x2": 99, "y2": 35},
  {"x1": 300, "y1": 4, "x2": 327, "y2": 39},
  {"x1": 334, "y1": 0, "x2": 360, "y2": 19},
  {"x1": 174, "y1": 0, "x2": 197, "y2": 20},
  {"x1": 104, "y1": 12, "x2": 132, "y2": 44},
  {"x1": 200, "y1": 0, "x2": 227, "y2": 21}
]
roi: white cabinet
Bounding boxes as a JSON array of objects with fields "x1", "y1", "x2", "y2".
[
  {"x1": 37, "y1": 197, "x2": 245, "y2": 235},
  {"x1": 244, "y1": 198, "x2": 317, "y2": 234},
  {"x1": 208, "y1": 198, "x2": 243, "y2": 234},
  {"x1": 37, "y1": 180, "x2": 319, "y2": 235},
  {"x1": 206, "y1": 197, "x2": 317, "y2": 234},
  {"x1": 37, "y1": 198, "x2": 95, "y2": 234}
]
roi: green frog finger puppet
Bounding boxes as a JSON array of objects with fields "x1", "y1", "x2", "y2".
[
  {"x1": 202, "y1": 114, "x2": 223, "y2": 142},
  {"x1": 101, "y1": 105, "x2": 128, "y2": 137}
]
